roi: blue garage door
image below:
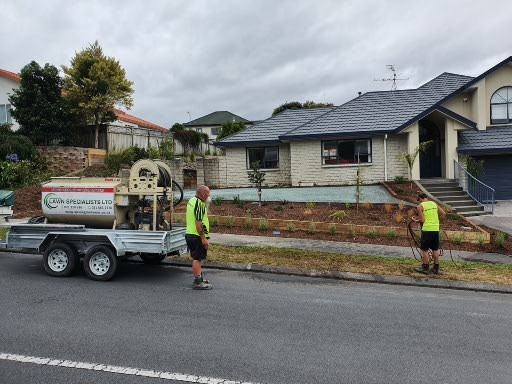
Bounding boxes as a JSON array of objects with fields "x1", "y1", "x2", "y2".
[{"x1": 475, "y1": 155, "x2": 512, "y2": 200}]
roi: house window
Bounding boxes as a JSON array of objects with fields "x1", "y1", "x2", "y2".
[
  {"x1": 0, "y1": 104, "x2": 12, "y2": 124},
  {"x1": 321, "y1": 139, "x2": 372, "y2": 165},
  {"x1": 246, "y1": 146, "x2": 279, "y2": 169},
  {"x1": 211, "y1": 127, "x2": 221, "y2": 136},
  {"x1": 491, "y1": 87, "x2": 512, "y2": 124}
]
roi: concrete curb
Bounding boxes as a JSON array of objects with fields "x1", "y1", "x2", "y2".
[{"x1": 164, "y1": 259, "x2": 512, "y2": 294}]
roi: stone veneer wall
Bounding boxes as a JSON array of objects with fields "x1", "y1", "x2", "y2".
[
  {"x1": 289, "y1": 135, "x2": 409, "y2": 186},
  {"x1": 221, "y1": 144, "x2": 292, "y2": 187},
  {"x1": 37, "y1": 146, "x2": 88, "y2": 175}
]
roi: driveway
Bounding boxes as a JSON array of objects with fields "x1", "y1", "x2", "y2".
[
  {"x1": 468, "y1": 201, "x2": 512, "y2": 235},
  {"x1": 184, "y1": 185, "x2": 402, "y2": 204}
]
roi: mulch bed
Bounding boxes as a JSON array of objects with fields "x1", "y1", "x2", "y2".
[
  {"x1": 175, "y1": 201, "x2": 477, "y2": 232},
  {"x1": 13, "y1": 185, "x2": 43, "y2": 218},
  {"x1": 384, "y1": 181, "x2": 424, "y2": 203}
]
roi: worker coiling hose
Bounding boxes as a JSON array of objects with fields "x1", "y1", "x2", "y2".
[{"x1": 406, "y1": 219, "x2": 455, "y2": 262}]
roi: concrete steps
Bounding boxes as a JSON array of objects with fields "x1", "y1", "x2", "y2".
[{"x1": 419, "y1": 179, "x2": 488, "y2": 217}]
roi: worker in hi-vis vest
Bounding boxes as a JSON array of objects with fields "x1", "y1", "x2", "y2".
[
  {"x1": 414, "y1": 193, "x2": 446, "y2": 275},
  {"x1": 185, "y1": 185, "x2": 212, "y2": 290}
]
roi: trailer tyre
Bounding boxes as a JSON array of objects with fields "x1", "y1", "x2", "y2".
[
  {"x1": 140, "y1": 253, "x2": 166, "y2": 264},
  {"x1": 43, "y1": 242, "x2": 78, "y2": 277},
  {"x1": 84, "y1": 245, "x2": 118, "y2": 281}
]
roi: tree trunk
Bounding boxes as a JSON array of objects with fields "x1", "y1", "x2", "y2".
[{"x1": 94, "y1": 112, "x2": 100, "y2": 149}]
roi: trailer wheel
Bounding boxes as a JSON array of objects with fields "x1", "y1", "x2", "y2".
[
  {"x1": 43, "y1": 243, "x2": 78, "y2": 277},
  {"x1": 84, "y1": 245, "x2": 118, "y2": 281},
  {"x1": 140, "y1": 253, "x2": 166, "y2": 264}
]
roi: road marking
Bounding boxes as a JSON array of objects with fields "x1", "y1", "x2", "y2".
[{"x1": 0, "y1": 352, "x2": 259, "y2": 384}]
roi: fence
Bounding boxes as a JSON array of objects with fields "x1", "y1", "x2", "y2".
[
  {"x1": 79, "y1": 125, "x2": 168, "y2": 151},
  {"x1": 454, "y1": 159, "x2": 495, "y2": 214}
]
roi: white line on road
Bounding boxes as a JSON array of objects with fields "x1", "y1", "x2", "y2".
[{"x1": 0, "y1": 352, "x2": 260, "y2": 384}]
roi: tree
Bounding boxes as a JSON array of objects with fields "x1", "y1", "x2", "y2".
[
  {"x1": 272, "y1": 100, "x2": 334, "y2": 116},
  {"x1": 247, "y1": 161, "x2": 266, "y2": 207},
  {"x1": 216, "y1": 121, "x2": 246, "y2": 140},
  {"x1": 62, "y1": 41, "x2": 134, "y2": 148},
  {"x1": 9, "y1": 61, "x2": 78, "y2": 145},
  {"x1": 401, "y1": 141, "x2": 433, "y2": 190}
]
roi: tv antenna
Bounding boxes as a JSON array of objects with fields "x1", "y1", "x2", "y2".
[{"x1": 374, "y1": 65, "x2": 409, "y2": 90}]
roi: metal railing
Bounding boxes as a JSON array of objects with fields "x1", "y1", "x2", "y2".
[{"x1": 454, "y1": 160, "x2": 495, "y2": 214}]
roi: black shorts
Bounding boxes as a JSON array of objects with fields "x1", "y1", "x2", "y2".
[
  {"x1": 420, "y1": 231, "x2": 440, "y2": 251},
  {"x1": 185, "y1": 234, "x2": 208, "y2": 261}
]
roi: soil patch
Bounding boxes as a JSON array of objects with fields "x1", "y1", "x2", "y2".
[
  {"x1": 384, "y1": 181, "x2": 424, "y2": 203},
  {"x1": 13, "y1": 185, "x2": 43, "y2": 218}
]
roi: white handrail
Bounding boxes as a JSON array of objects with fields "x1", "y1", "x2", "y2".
[{"x1": 453, "y1": 160, "x2": 495, "y2": 214}]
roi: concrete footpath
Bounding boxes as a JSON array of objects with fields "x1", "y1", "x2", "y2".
[{"x1": 210, "y1": 233, "x2": 512, "y2": 264}]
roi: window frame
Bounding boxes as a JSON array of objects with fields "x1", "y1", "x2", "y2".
[
  {"x1": 0, "y1": 104, "x2": 12, "y2": 124},
  {"x1": 321, "y1": 138, "x2": 372, "y2": 166},
  {"x1": 490, "y1": 86, "x2": 512, "y2": 124},
  {"x1": 246, "y1": 146, "x2": 280, "y2": 170}
]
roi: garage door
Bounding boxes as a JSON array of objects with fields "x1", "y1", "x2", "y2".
[{"x1": 475, "y1": 155, "x2": 512, "y2": 200}]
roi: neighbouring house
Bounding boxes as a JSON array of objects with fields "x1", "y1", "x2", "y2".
[
  {"x1": 216, "y1": 56, "x2": 512, "y2": 199},
  {"x1": 0, "y1": 69, "x2": 21, "y2": 131},
  {"x1": 180, "y1": 111, "x2": 253, "y2": 155},
  {"x1": 0, "y1": 68, "x2": 168, "y2": 151}
]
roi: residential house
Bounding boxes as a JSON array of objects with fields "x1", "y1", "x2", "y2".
[
  {"x1": 0, "y1": 69, "x2": 21, "y2": 131},
  {"x1": 216, "y1": 56, "x2": 512, "y2": 200},
  {"x1": 180, "y1": 111, "x2": 252, "y2": 154}
]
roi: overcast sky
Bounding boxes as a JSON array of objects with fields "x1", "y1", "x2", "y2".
[{"x1": 2, "y1": 0, "x2": 511, "y2": 128}]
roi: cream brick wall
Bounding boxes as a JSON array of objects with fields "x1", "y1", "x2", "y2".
[
  {"x1": 289, "y1": 135, "x2": 409, "y2": 186},
  {"x1": 222, "y1": 144, "x2": 292, "y2": 187}
]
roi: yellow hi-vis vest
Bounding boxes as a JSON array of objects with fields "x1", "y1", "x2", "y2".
[
  {"x1": 421, "y1": 201, "x2": 439, "y2": 232},
  {"x1": 186, "y1": 197, "x2": 210, "y2": 238}
]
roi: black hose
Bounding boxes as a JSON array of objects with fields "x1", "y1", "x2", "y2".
[
  {"x1": 171, "y1": 179, "x2": 184, "y2": 208},
  {"x1": 406, "y1": 219, "x2": 454, "y2": 262}
]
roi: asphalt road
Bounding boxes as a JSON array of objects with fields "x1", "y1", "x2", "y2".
[{"x1": 1, "y1": 252, "x2": 511, "y2": 384}]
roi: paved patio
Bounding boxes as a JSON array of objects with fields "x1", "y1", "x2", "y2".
[{"x1": 184, "y1": 185, "x2": 403, "y2": 204}]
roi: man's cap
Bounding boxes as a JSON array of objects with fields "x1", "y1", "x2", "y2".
[{"x1": 417, "y1": 192, "x2": 428, "y2": 200}]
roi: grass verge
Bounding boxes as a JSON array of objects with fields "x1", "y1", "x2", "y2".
[
  {"x1": 175, "y1": 244, "x2": 512, "y2": 286},
  {"x1": 0, "y1": 228, "x2": 8, "y2": 240}
]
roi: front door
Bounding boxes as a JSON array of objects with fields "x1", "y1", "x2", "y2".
[{"x1": 419, "y1": 120, "x2": 442, "y2": 178}]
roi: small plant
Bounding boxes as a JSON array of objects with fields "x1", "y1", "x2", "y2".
[
  {"x1": 395, "y1": 213, "x2": 405, "y2": 224},
  {"x1": 444, "y1": 205, "x2": 453, "y2": 213},
  {"x1": 210, "y1": 217, "x2": 219, "y2": 228},
  {"x1": 367, "y1": 227, "x2": 378, "y2": 238},
  {"x1": 407, "y1": 208, "x2": 416, "y2": 218},
  {"x1": 329, "y1": 210, "x2": 349, "y2": 220},
  {"x1": 225, "y1": 216, "x2": 235, "y2": 228},
  {"x1": 303, "y1": 209, "x2": 313, "y2": 216},
  {"x1": 306, "y1": 201, "x2": 316, "y2": 209},
  {"x1": 213, "y1": 196, "x2": 223, "y2": 206},
  {"x1": 280, "y1": 199, "x2": 289, "y2": 205},
  {"x1": 398, "y1": 202, "x2": 406, "y2": 211},
  {"x1": 452, "y1": 233, "x2": 464, "y2": 245},
  {"x1": 273, "y1": 205, "x2": 284, "y2": 212},
  {"x1": 477, "y1": 235, "x2": 486, "y2": 248},
  {"x1": 328, "y1": 224, "x2": 337, "y2": 236},
  {"x1": 495, "y1": 232, "x2": 508, "y2": 248},
  {"x1": 348, "y1": 224, "x2": 356, "y2": 237},
  {"x1": 362, "y1": 202, "x2": 373, "y2": 210},
  {"x1": 395, "y1": 187, "x2": 404, "y2": 194},
  {"x1": 244, "y1": 215, "x2": 253, "y2": 229},
  {"x1": 233, "y1": 194, "x2": 245, "y2": 208},
  {"x1": 286, "y1": 223, "x2": 297, "y2": 232},
  {"x1": 394, "y1": 176, "x2": 407, "y2": 184},
  {"x1": 386, "y1": 229, "x2": 397, "y2": 238},
  {"x1": 344, "y1": 202, "x2": 352, "y2": 209},
  {"x1": 384, "y1": 203, "x2": 394, "y2": 213},
  {"x1": 448, "y1": 213, "x2": 461, "y2": 221},
  {"x1": 174, "y1": 215, "x2": 184, "y2": 224},
  {"x1": 258, "y1": 218, "x2": 269, "y2": 231},
  {"x1": 307, "y1": 222, "x2": 317, "y2": 234}
]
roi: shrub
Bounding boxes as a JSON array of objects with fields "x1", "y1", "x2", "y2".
[
  {"x1": 367, "y1": 227, "x2": 378, "y2": 238},
  {"x1": 477, "y1": 235, "x2": 486, "y2": 248},
  {"x1": 233, "y1": 194, "x2": 245, "y2": 208},
  {"x1": 452, "y1": 233, "x2": 464, "y2": 245},
  {"x1": 348, "y1": 224, "x2": 356, "y2": 237},
  {"x1": 329, "y1": 210, "x2": 348, "y2": 220},
  {"x1": 0, "y1": 133, "x2": 38, "y2": 161},
  {"x1": 386, "y1": 229, "x2": 397, "y2": 238},
  {"x1": 407, "y1": 208, "x2": 416, "y2": 218},
  {"x1": 495, "y1": 232, "x2": 508, "y2": 248},
  {"x1": 0, "y1": 160, "x2": 49, "y2": 189},
  {"x1": 395, "y1": 213, "x2": 405, "y2": 224},
  {"x1": 273, "y1": 205, "x2": 284, "y2": 212},
  {"x1": 362, "y1": 202, "x2": 373, "y2": 210},
  {"x1": 105, "y1": 146, "x2": 149, "y2": 174},
  {"x1": 307, "y1": 222, "x2": 317, "y2": 234},
  {"x1": 306, "y1": 201, "x2": 315, "y2": 209},
  {"x1": 448, "y1": 214, "x2": 461, "y2": 222},
  {"x1": 398, "y1": 202, "x2": 406, "y2": 211},
  {"x1": 280, "y1": 199, "x2": 289, "y2": 205},
  {"x1": 258, "y1": 218, "x2": 269, "y2": 231},
  {"x1": 213, "y1": 196, "x2": 223, "y2": 206},
  {"x1": 395, "y1": 187, "x2": 404, "y2": 194},
  {"x1": 174, "y1": 215, "x2": 184, "y2": 224},
  {"x1": 344, "y1": 202, "x2": 352, "y2": 209},
  {"x1": 210, "y1": 217, "x2": 218, "y2": 227},
  {"x1": 384, "y1": 203, "x2": 394, "y2": 213},
  {"x1": 394, "y1": 176, "x2": 407, "y2": 184},
  {"x1": 244, "y1": 216, "x2": 253, "y2": 229},
  {"x1": 225, "y1": 216, "x2": 235, "y2": 228},
  {"x1": 328, "y1": 224, "x2": 337, "y2": 236},
  {"x1": 148, "y1": 145, "x2": 160, "y2": 159},
  {"x1": 303, "y1": 209, "x2": 313, "y2": 216},
  {"x1": 286, "y1": 223, "x2": 297, "y2": 232}
]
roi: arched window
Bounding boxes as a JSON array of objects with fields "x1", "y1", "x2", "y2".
[{"x1": 491, "y1": 86, "x2": 512, "y2": 124}]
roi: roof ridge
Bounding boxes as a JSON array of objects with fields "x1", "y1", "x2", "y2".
[{"x1": 0, "y1": 68, "x2": 21, "y2": 82}]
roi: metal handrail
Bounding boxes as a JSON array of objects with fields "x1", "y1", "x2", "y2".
[{"x1": 453, "y1": 160, "x2": 495, "y2": 214}]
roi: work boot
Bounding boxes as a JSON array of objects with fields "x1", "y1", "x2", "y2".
[
  {"x1": 431, "y1": 264, "x2": 443, "y2": 275},
  {"x1": 193, "y1": 276, "x2": 212, "y2": 290},
  {"x1": 415, "y1": 264, "x2": 430, "y2": 275}
]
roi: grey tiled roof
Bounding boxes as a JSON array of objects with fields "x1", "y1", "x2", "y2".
[
  {"x1": 184, "y1": 111, "x2": 250, "y2": 126},
  {"x1": 458, "y1": 126, "x2": 512, "y2": 154},
  {"x1": 281, "y1": 73, "x2": 474, "y2": 140},
  {"x1": 216, "y1": 108, "x2": 333, "y2": 146}
]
